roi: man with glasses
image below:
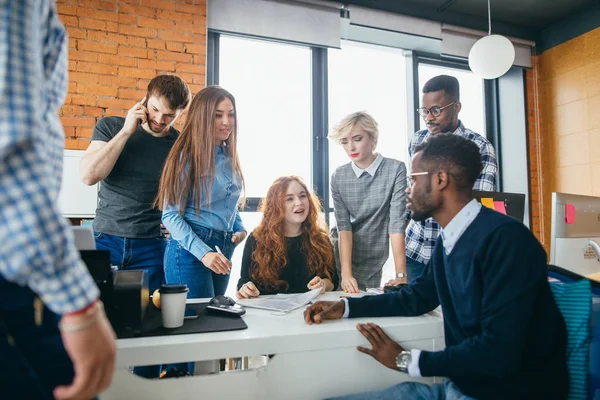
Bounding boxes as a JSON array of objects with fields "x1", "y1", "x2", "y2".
[
  {"x1": 399, "y1": 74, "x2": 498, "y2": 284},
  {"x1": 304, "y1": 134, "x2": 567, "y2": 400}
]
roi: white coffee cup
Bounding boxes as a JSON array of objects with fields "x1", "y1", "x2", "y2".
[{"x1": 160, "y1": 284, "x2": 189, "y2": 328}]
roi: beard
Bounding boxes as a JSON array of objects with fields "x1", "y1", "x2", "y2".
[
  {"x1": 410, "y1": 208, "x2": 432, "y2": 222},
  {"x1": 409, "y1": 181, "x2": 434, "y2": 221},
  {"x1": 148, "y1": 120, "x2": 168, "y2": 133}
]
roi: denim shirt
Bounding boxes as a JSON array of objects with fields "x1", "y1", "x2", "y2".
[{"x1": 162, "y1": 144, "x2": 245, "y2": 262}]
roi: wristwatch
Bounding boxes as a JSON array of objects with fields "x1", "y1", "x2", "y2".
[
  {"x1": 396, "y1": 272, "x2": 407, "y2": 279},
  {"x1": 395, "y1": 350, "x2": 411, "y2": 373}
]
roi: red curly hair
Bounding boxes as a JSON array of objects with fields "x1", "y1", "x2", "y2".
[{"x1": 251, "y1": 176, "x2": 335, "y2": 291}]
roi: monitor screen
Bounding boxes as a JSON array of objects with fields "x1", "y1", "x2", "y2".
[{"x1": 473, "y1": 190, "x2": 526, "y2": 224}]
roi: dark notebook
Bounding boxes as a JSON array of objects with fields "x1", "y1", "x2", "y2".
[{"x1": 117, "y1": 302, "x2": 248, "y2": 339}]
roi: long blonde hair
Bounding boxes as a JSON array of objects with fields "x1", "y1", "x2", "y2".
[{"x1": 156, "y1": 86, "x2": 244, "y2": 213}]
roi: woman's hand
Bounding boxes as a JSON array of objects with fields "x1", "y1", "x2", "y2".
[
  {"x1": 307, "y1": 276, "x2": 325, "y2": 294},
  {"x1": 236, "y1": 282, "x2": 260, "y2": 299},
  {"x1": 308, "y1": 277, "x2": 334, "y2": 294},
  {"x1": 201, "y1": 252, "x2": 231, "y2": 274},
  {"x1": 384, "y1": 277, "x2": 407, "y2": 287},
  {"x1": 341, "y1": 275, "x2": 359, "y2": 294},
  {"x1": 231, "y1": 231, "x2": 247, "y2": 245}
]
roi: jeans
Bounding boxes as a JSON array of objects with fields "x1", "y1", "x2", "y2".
[
  {"x1": 0, "y1": 277, "x2": 75, "y2": 400},
  {"x1": 326, "y1": 380, "x2": 475, "y2": 400},
  {"x1": 94, "y1": 231, "x2": 167, "y2": 379},
  {"x1": 164, "y1": 224, "x2": 236, "y2": 298},
  {"x1": 406, "y1": 256, "x2": 427, "y2": 284},
  {"x1": 163, "y1": 223, "x2": 237, "y2": 374},
  {"x1": 93, "y1": 232, "x2": 167, "y2": 293}
]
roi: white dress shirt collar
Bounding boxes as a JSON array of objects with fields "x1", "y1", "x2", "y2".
[
  {"x1": 440, "y1": 199, "x2": 482, "y2": 255},
  {"x1": 351, "y1": 153, "x2": 383, "y2": 178}
]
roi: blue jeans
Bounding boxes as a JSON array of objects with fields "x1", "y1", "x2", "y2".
[
  {"x1": 406, "y1": 256, "x2": 427, "y2": 283},
  {"x1": 0, "y1": 277, "x2": 76, "y2": 400},
  {"x1": 327, "y1": 380, "x2": 475, "y2": 400},
  {"x1": 163, "y1": 224, "x2": 237, "y2": 374},
  {"x1": 93, "y1": 232, "x2": 167, "y2": 293},
  {"x1": 164, "y1": 224, "x2": 236, "y2": 298},
  {"x1": 94, "y1": 231, "x2": 167, "y2": 379}
]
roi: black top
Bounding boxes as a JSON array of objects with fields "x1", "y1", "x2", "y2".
[
  {"x1": 237, "y1": 233, "x2": 338, "y2": 295},
  {"x1": 348, "y1": 207, "x2": 568, "y2": 400},
  {"x1": 91, "y1": 116, "x2": 179, "y2": 238}
]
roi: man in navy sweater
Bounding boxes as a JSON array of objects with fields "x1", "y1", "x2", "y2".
[{"x1": 305, "y1": 134, "x2": 568, "y2": 400}]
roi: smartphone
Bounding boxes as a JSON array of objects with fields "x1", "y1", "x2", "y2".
[
  {"x1": 206, "y1": 304, "x2": 246, "y2": 316},
  {"x1": 184, "y1": 308, "x2": 199, "y2": 320}
]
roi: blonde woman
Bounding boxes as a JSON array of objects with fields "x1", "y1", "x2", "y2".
[{"x1": 329, "y1": 112, "x2": 407, "y2": 293}]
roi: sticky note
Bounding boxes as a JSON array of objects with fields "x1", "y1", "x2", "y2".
[
  {"x1": 565, "y1": 204, "x2": 576, "y2": 224},
  {"x1": 493, "y1": 201, "x2": 507, "y2": 215},
  {"x1": 481, "y1": 198, "x2": 495, "y2": 209}
]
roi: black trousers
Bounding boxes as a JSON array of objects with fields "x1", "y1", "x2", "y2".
[{"x1": 0, "y1": 276, "x2": 75, "y2": 400}]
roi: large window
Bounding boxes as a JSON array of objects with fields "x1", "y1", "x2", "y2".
[
  {"x1": 219, "y1": 35, "x2": 312, "y2": 198},
  {"x1": 328, "y1": 41, "x2": 409, "y2": 181},
  {"x1": 208, "y1": 33, "x2": 494, "y2": 294},
  {"x1": 417, "y1": 63, "x2": 486, "y2": 136}
]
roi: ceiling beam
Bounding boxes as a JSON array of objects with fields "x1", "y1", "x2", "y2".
[{"x1": 334, "y1": 0, "x2": 540, "y2": 42}]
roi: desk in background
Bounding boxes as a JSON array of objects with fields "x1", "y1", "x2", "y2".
[{"x1": 102, "y1": 291, "x2": 445, "y2": 400}]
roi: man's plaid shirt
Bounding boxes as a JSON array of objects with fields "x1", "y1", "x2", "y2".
[
  {"x1": 0, "y1": 1, "x2": 99, "y2": 314},
  {"x1": 405, "y1": 122, "x2": 498, "y2": 265}
]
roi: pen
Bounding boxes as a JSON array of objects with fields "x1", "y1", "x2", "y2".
[{"x1": 215, "y1": 245, "x2": 223, "y2": 254}]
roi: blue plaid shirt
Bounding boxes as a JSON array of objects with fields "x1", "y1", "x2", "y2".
[
  {"x1": 0, "y1": 1, "x2": 99, "y2": 314},
  {"x1": 405, "y1": 121, "x2": 498, "y2": 264}
]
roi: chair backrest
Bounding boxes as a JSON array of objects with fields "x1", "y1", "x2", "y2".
[{"x1": 548, "y1": 265, "x2": 599, "y2": 400}]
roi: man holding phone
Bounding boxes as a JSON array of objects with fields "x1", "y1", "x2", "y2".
[{"x1": 80, "y1": 75, "x2": 190, "y2": 304}]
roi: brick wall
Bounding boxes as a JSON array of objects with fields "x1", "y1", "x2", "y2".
[{"x1": 56, "y1": 0, "x2": 207, "y2": 150}]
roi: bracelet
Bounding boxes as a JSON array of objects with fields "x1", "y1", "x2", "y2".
[{"x1": 59, "y1": 301, "x2": 104, "y2": 333}]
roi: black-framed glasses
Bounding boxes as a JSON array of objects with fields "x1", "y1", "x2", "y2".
[{"x1": 417, "y1": 102, "x2": 456, "y2": 118}]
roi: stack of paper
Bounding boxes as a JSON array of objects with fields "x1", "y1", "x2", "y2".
[{"x1": 237, "y1": 288, "x2": 322, "y2": 313}]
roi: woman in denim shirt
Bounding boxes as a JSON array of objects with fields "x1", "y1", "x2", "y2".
[{"x1": 157, "y1": 86, "x2": 246, "y2": 299}]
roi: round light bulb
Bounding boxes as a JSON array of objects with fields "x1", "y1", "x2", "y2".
[{"x1": 468, "y1": 34, "x2": 515, "y2": 79}]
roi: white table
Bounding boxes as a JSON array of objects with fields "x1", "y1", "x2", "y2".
[{"x1": 102, "y1": 292, "x2": 445, "y2": 400}]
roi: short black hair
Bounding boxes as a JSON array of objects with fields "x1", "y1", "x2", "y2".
[
  {"x1": 414, "y1": 134, "x2": 482, "y2": 192},
  {"x1": 422, "y1": 75, "x2": 460, "y2": 102}
]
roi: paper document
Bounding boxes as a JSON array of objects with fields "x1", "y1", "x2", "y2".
[{"x1": 237, "y1": 288, "x2": 322, "y2": 313}]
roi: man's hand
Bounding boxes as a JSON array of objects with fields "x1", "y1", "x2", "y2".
[
  {"x1": 201, "y1": 252, "x2": 232, "y2": 274},
  {"x1": 356, "y1": 323, "x2": 404, "y2": 371},
  {"x1": 231, "y1": 231, "x2": 246, "y2": 245},
  {"x1": 122, "y1": 97, "x2": 148, "y2": 136},
  {"x1": 341, "y1": 275, "x2": 359, "y2": 294},
  {"x1": 54, "y1": 307, "x2": 116, "y2": 400},
  {"x1": 236, "y1": 282, "x2": 260, "y2": 299},
  {"x1": 304, "y1": 301, "x2": 345, "y2": 325}
]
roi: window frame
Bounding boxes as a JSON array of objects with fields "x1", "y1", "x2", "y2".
[{"x1": 207, "y1": 35, "x2": 504, "y2": 211}]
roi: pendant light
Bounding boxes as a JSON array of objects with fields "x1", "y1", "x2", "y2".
[{"x1": 468, "y1": 0, "x2": 515, "y2": 79}]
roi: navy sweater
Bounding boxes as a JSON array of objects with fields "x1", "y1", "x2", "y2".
[{"x1": 348, "y1": 207, "x2": 568, "y2": 400}]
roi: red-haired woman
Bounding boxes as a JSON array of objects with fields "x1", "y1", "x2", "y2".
[{"x1": 236, "y1": 176, "x2": 338, "y2": 299}]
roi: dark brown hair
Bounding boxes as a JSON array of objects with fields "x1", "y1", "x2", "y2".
[{"x1": 146, "y1": 74, "x2": 191, "y2": 110}]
